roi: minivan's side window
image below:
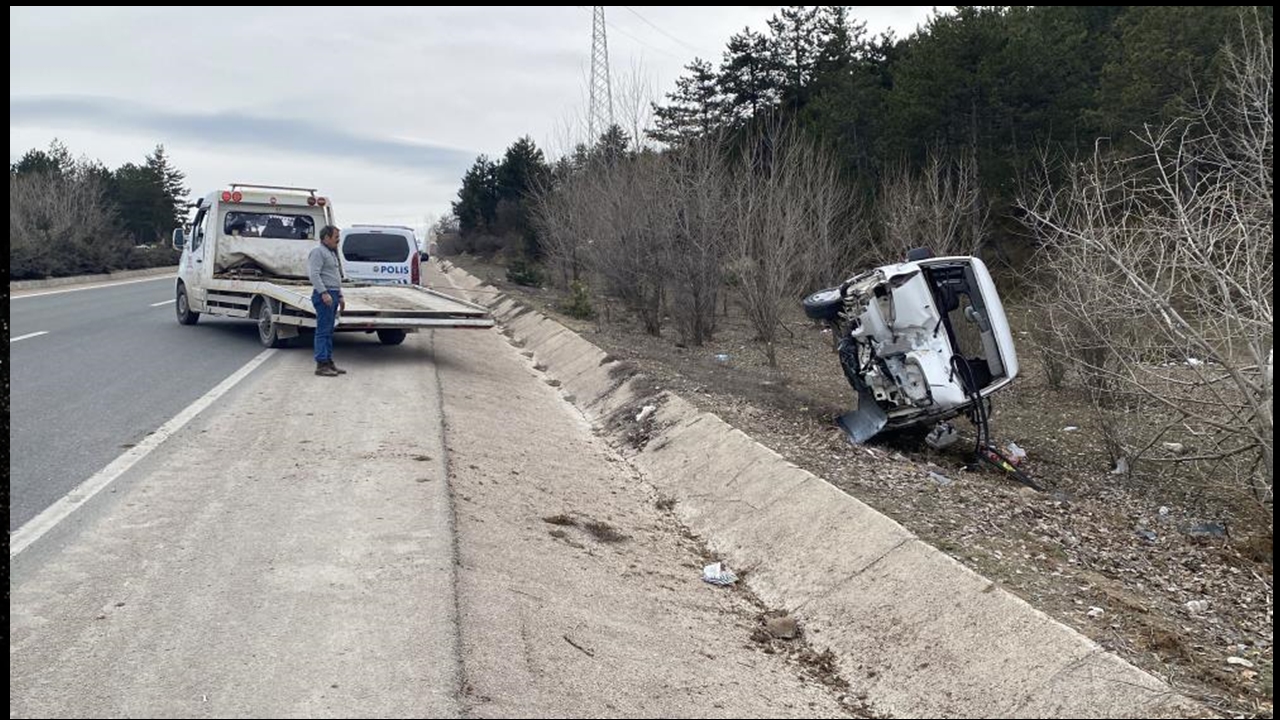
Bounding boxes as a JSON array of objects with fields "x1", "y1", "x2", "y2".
[{"x1": 190, "y1": 208, "x2": 209, "y2": 252}]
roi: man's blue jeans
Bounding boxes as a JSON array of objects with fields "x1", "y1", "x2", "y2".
[{"x1": 313, "y1": 289, "x2": 342, "y2": 363}]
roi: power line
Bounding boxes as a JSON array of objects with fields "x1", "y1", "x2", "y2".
[
  {"x1": 622, "y1": 6, "x2": 702, "y2": 54},
  {"x1": 576, "y1": 5, "x2": 681, "y2": 59}
]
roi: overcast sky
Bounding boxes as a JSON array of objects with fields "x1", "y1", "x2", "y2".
[{"x1": 10, "y1": 6, "x2": 943, "y2": 235}]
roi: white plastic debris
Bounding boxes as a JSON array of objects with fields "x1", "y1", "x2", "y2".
[
  {"x1": 927, "y1": 471, "x2": 954, "y2": 486},
  {"x1": 1185, "y1": 599, "x2": 1210, "y2": 614},
  {"x1": 1161, "y1": 442, "x2": 1186, "y2": 455},
  {"x1": 1006, "y1": 442, "x2": 1028, "y2": 465},
  {"x1": 1186, "y1": 357, "x2": 1203, "y2": 367},
  {"x1": 702, "y1": 562, "x2": 738, "y2": 586},
  {"x1": 1062, "y1": 426, "x2": 1080, "y2": 432},
  {"x1": 1110, "y1": 457, "x2": 1130, "y2": 475},
  {"x1": 1086, "y1": 606, "x2": 1105, "y2": 618},
  {"x1": 635, "y1": 405, "x2": 656, "y2": 423},
  {"x1": 1227, "y1": 656, "x2": 1255, "y2": 668}
]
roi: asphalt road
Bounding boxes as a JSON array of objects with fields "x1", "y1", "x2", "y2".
[{"x1": 8, "y1": 276, "x2": 268, "y2": 531}]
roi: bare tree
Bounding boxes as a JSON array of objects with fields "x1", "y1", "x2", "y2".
[
  {"x1": 791, "y1": 135, "x2": 861, "y2": 292},
  {"x1": 1021, "y1": 15, "x2": 1273, "y2": 504},
  {"x1": 535, "y1": 107, "x2": 856, "y2": 358},
  {"x1": 728, "y1": 119, "x2": 854, "y2": 366},
  {"x1": 877, "y1": 149, "x2": 987, "y2": 264},
  {"x1": 536, "y1": 58, "x2": 663, "y2": 289},
  {"x1": 536, "y1": 147, "x2": 671, "y2": 334},
  {"x1": 613, "y1": 58, "x2": 658, "y2": 154},
  {"x1": 585, "y1": 152, "x2": 671, "y2": 335},
  {"x1": 10, "y1": 169, "x2": 126, "y2": 279},
  {"x1": 431, "y1": 214, "x2": 464, "y2": 256},
  {"x1": 530, "y1": 170, "x2": 584, "y2": 287},
  {"x1": 664, "y1": 133, "x2": 730, "y2": 345}
]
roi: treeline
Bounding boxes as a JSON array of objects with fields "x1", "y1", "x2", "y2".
[{"x1": 10, "y1": 140, "x2": 188, "y2": 279}]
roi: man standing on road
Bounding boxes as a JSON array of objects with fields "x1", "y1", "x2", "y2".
[{"x1": 309, "y1": 225, "x2": 347, "y2": 377}]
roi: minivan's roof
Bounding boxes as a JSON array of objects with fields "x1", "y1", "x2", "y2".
[{"x1": 348, "y1": 224, "x2": 415, "y2": 232}]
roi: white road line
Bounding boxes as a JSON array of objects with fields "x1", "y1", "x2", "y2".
[
  {"x1": 11, "y1": 275, "x2": 174, "y2": 300},
  {"x1": 151, "y1": 299, "x2": 176, "y2": 307},
  {"x1": 10, "y1": 331, "x2": 49, "y2": 343},
  {"x1": 9, "y1": 348, "x2": 278, "y2": 558}
]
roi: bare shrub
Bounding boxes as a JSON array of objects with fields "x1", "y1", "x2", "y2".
[{"x1": 1021, "y1": 15, "x2": 1273, "y2": 506}]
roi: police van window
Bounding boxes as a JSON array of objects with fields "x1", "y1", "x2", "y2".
[
  {"x1": 223, "y1": 211, "x2": 315, "y2": 239},
  {"x1": 342, "y1": 233, "x2": 412, "y2": 262}
]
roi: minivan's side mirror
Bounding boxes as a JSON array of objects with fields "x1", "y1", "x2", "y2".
[{"x1": 172, "y1": 227, "x2": 186, "y2": 250}]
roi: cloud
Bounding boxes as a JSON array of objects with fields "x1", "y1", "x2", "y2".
[
  {"x1": 10, "y1": 95, "x2": 476, "y2": 172},
  {"x1": 10, "y1": 7, "x2": 947, "y2": 225}
]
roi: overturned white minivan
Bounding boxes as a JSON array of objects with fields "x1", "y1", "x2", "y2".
[{"x1": 803, "y1": 251, "x2": 1018, "y2": 444}]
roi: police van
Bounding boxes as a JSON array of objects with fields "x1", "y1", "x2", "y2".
[{"x1": 339, "y1": 224, "x2": 422, "y2": 286}]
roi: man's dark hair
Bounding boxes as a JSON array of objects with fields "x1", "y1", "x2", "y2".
[{"x1": 320, "y1": 225, "x2": 339, "y2": 241}]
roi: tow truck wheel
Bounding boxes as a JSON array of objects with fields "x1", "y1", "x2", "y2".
[
  {"x1": 377, "y1": 329, "x2": 407, "y2": 346},
  {"x1": 176, "y1": 283, "x2": 200, "y2": 325},
  {"x1": 256, "y1": 298, "x2": 284, "y2": 348}
]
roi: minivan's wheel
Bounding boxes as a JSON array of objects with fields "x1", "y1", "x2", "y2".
[
  {"x1": 377, "y1": 329, "x2": 407, "y2": 346},
  {"x1": 256, "y1": 298, "x2": 284, "y2": 348},
  {"x1": 176, "y1": 283, "x2": 200, "y2": 325},
  {"x1": 802, "y1": 287, "x2": 843, "y2": 321}
]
